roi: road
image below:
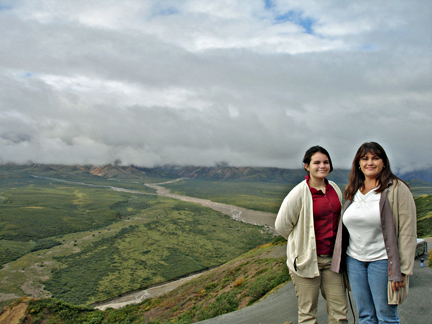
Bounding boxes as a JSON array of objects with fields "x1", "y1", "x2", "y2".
[{"x1": 95, "y1": 272, "x2": 205, "y2": 311}]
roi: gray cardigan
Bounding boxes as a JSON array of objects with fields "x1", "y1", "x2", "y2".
[{"x1": 331, "y1": 180, "x2": 417, "y2": 304}]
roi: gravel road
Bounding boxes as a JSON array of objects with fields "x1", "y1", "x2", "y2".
[{"x1": 95, "y1": 272, "x2": 205, "y2": 311}]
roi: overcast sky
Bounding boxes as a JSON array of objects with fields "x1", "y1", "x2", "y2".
[{"x1": 0, "y1": 0, "x2": 431, "y2": 173}]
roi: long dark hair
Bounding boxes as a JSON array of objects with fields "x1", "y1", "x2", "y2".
[
  {"x1": 302, "y1": 145, "x2": 334, "y2": 173},
  {"x1": 344, "y1": 142, "x2": 400, "y2": 200}
]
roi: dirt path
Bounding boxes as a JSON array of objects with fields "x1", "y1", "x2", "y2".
[
  {"x1": 95, "y1": 179, "x2": 277, "y2": 310},
  {"x1": 95, "y1": 273, "x2": 204, "y2": 310}
]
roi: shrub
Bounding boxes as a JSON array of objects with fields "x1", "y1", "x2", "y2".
[
  {"x1": 204, "y1": 282, "x2": 218, "y2": 291},
  {"x1": 30, "y1": 238, "x2": 62, "y2": 252},
  {"x1": 247, "y1": 268, "x2": 290, "y2": 305},
  {"x1": 271, "y1": 235, "x2": 287, "y2": 245},
  {"x1": 234, "y1": 277, "x2": 245, "y2": 287},
  {"x1": 195, "y1": 291, "x2": 239, "y2": 321}
]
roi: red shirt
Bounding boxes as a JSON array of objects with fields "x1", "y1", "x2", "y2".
[{"x1": 306, "y1": 175, "x2": 341, "y2": 255}]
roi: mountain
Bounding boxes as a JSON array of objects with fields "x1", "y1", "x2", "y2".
[
  {"x1": 160, "y1": 164, "x2": 432, "y2": 184},
  {"x1": 1, "y1": 163, "x2": 431, "y2": 184},
  {"x1": 398, "y1": 168, "x2": 432, "y2": 183},
  {"x1": 0, "y1": 163, "x2": 176, "y2": 181},
  {"x1": 152, "y1": 164, "x2": 351, "y2": 184}
]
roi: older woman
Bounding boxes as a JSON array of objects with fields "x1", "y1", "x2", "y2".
[
  {"x1": 275, "y1": 146, "x2": 348, "y2": 324},
  {"x1": 331, "y1": 142, "x2": 417, "y2": 324}
]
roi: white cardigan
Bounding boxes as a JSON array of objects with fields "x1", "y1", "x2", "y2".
[{"x1": 275, "y1": 179, "x2": 342, "y2": 278}]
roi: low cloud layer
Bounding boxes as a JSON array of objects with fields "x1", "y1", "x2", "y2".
[{"x1": 1, "y1": 0, "x2": 431, "y2": 173}]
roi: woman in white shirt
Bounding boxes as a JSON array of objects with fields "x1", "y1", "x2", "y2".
[{"x1": 331, "y1": 142, "x2": 416, "y2": 324}]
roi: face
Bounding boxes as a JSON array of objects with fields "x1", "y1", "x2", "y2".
[
  {"x1": 305, "y1": 152, "x2": 331, "y2": 180},
  {"x1": 359, "y1": 151, "x2": 384, "y2": 180}
]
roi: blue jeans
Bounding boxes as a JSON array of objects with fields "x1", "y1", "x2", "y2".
[{"x1": 346, "y1": 255, "x2": 399, "y2": 324}]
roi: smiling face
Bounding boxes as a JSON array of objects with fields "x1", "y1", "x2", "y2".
[
  {"x1": 305, "y1": 152, "x2": 331, "y2": 181},
  {"x1": 359, "y1": 151, "x2": 384, "y2": 180}
]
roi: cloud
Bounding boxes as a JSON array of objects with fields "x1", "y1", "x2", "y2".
[{"x1": 0, "y1": 0, "x2": 431, "y2": 172}]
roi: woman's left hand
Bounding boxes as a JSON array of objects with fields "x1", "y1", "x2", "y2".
[{"x1": 391, "y1": 274, "x2": 406, "y2": 292}]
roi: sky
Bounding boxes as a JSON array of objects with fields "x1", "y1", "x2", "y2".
[{"x1": 0, "y1": 0, "x2": 431, "y2": 173}]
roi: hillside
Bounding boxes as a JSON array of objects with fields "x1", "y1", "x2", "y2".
[
  {"x1": 0, "y1": 163, "x2": 177, "y2": 183},
  {"x1": 416, "y1": 194, "x2": 432, "y2": 237},
  {"x1": 0, "y1": 167, "x2": 275, "y2": 311},
  {"x1": 0, "y1": 238, "x2": 289, "y2": 324}
]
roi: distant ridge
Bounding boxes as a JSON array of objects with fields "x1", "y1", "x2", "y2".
[
  {"x1": 397, "y1": 168, "x2": 432, "y2": 183},
  {"x1": 154, "y1": 164, "x2": 432, "y2": 184},
  {"x1": 0, "y1": 163, "x2": 176, "y2": 181},
  {"x1": 1, "y1": 163, "x2": 431, "y2": 184},
  {"x1": 151, "y1": 165, "x2": 350, "y2": 184}
]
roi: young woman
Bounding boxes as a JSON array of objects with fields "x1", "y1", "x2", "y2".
[
  {"x1": 275, "y1": 146, "x2": 348, "y2": 324},
  {"x1": 331, "y1": 142, "x2": 417, "y2": 323}
]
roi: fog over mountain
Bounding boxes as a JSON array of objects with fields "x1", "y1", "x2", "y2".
[{"x1": 0, "y1": 1, "x2": 431, "y2": 173}]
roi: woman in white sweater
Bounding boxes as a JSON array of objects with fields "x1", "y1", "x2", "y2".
[
  {"x1": 331, "y1": 142, "x2": 416, "y2": 324},
  {"x1": 275, "y1": 146, "x2": 348, "y2": 324}
]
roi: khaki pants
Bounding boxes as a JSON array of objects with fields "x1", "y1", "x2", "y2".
[{"x1": 290, "y1": 256, "x2": 348, "y2": 324}]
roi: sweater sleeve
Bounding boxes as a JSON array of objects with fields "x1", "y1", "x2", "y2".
[
  {"x1": 395, "y1": 181, "x2": 417, "y2": 276},
  {"x1": 275, "y1": 184, "x2": 303, "y2": 240}
]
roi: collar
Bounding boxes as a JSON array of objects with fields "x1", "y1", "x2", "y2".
[
  {"x1": 305, "y1": 175, "x2": 329, "y2": 193},
  {"x1": 305, "y1": 175, "x2": 329, "y2": 185}
]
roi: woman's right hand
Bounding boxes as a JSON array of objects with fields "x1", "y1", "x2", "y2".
[{"x1": 391, "y1": 274, "x2": 406, "y2": 292}]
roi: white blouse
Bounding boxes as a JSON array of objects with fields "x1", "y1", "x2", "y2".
[{"x1": 343, "y1": 188, "x2": 387, "y2": 262}]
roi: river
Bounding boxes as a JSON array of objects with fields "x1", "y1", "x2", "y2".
[{"x1": 144, "y1": 179, "x2": 277, "y2": 233}]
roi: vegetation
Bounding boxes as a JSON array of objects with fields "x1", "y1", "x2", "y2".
[
  {"x1": 22, "y1": 237, "x2": 289, "y2": 324},
  {"x1": 0, "y1": 240, "x2": 34, "y2": 268},
  {"x1": 428, "y1": 247, "x2": 432, "y2": 268},
  {"x1": 0, "y1": 170, "x2": 273, "y2": 308},
  {"x1": 42, "y1": 199, "x2": 273, "y2": 305},
  {"x1": 0, "y1": 185, "x2": 132, "y2": 242},
  {"x1": 415, "y1": 195, "x2": 432, "y2": 237}
]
